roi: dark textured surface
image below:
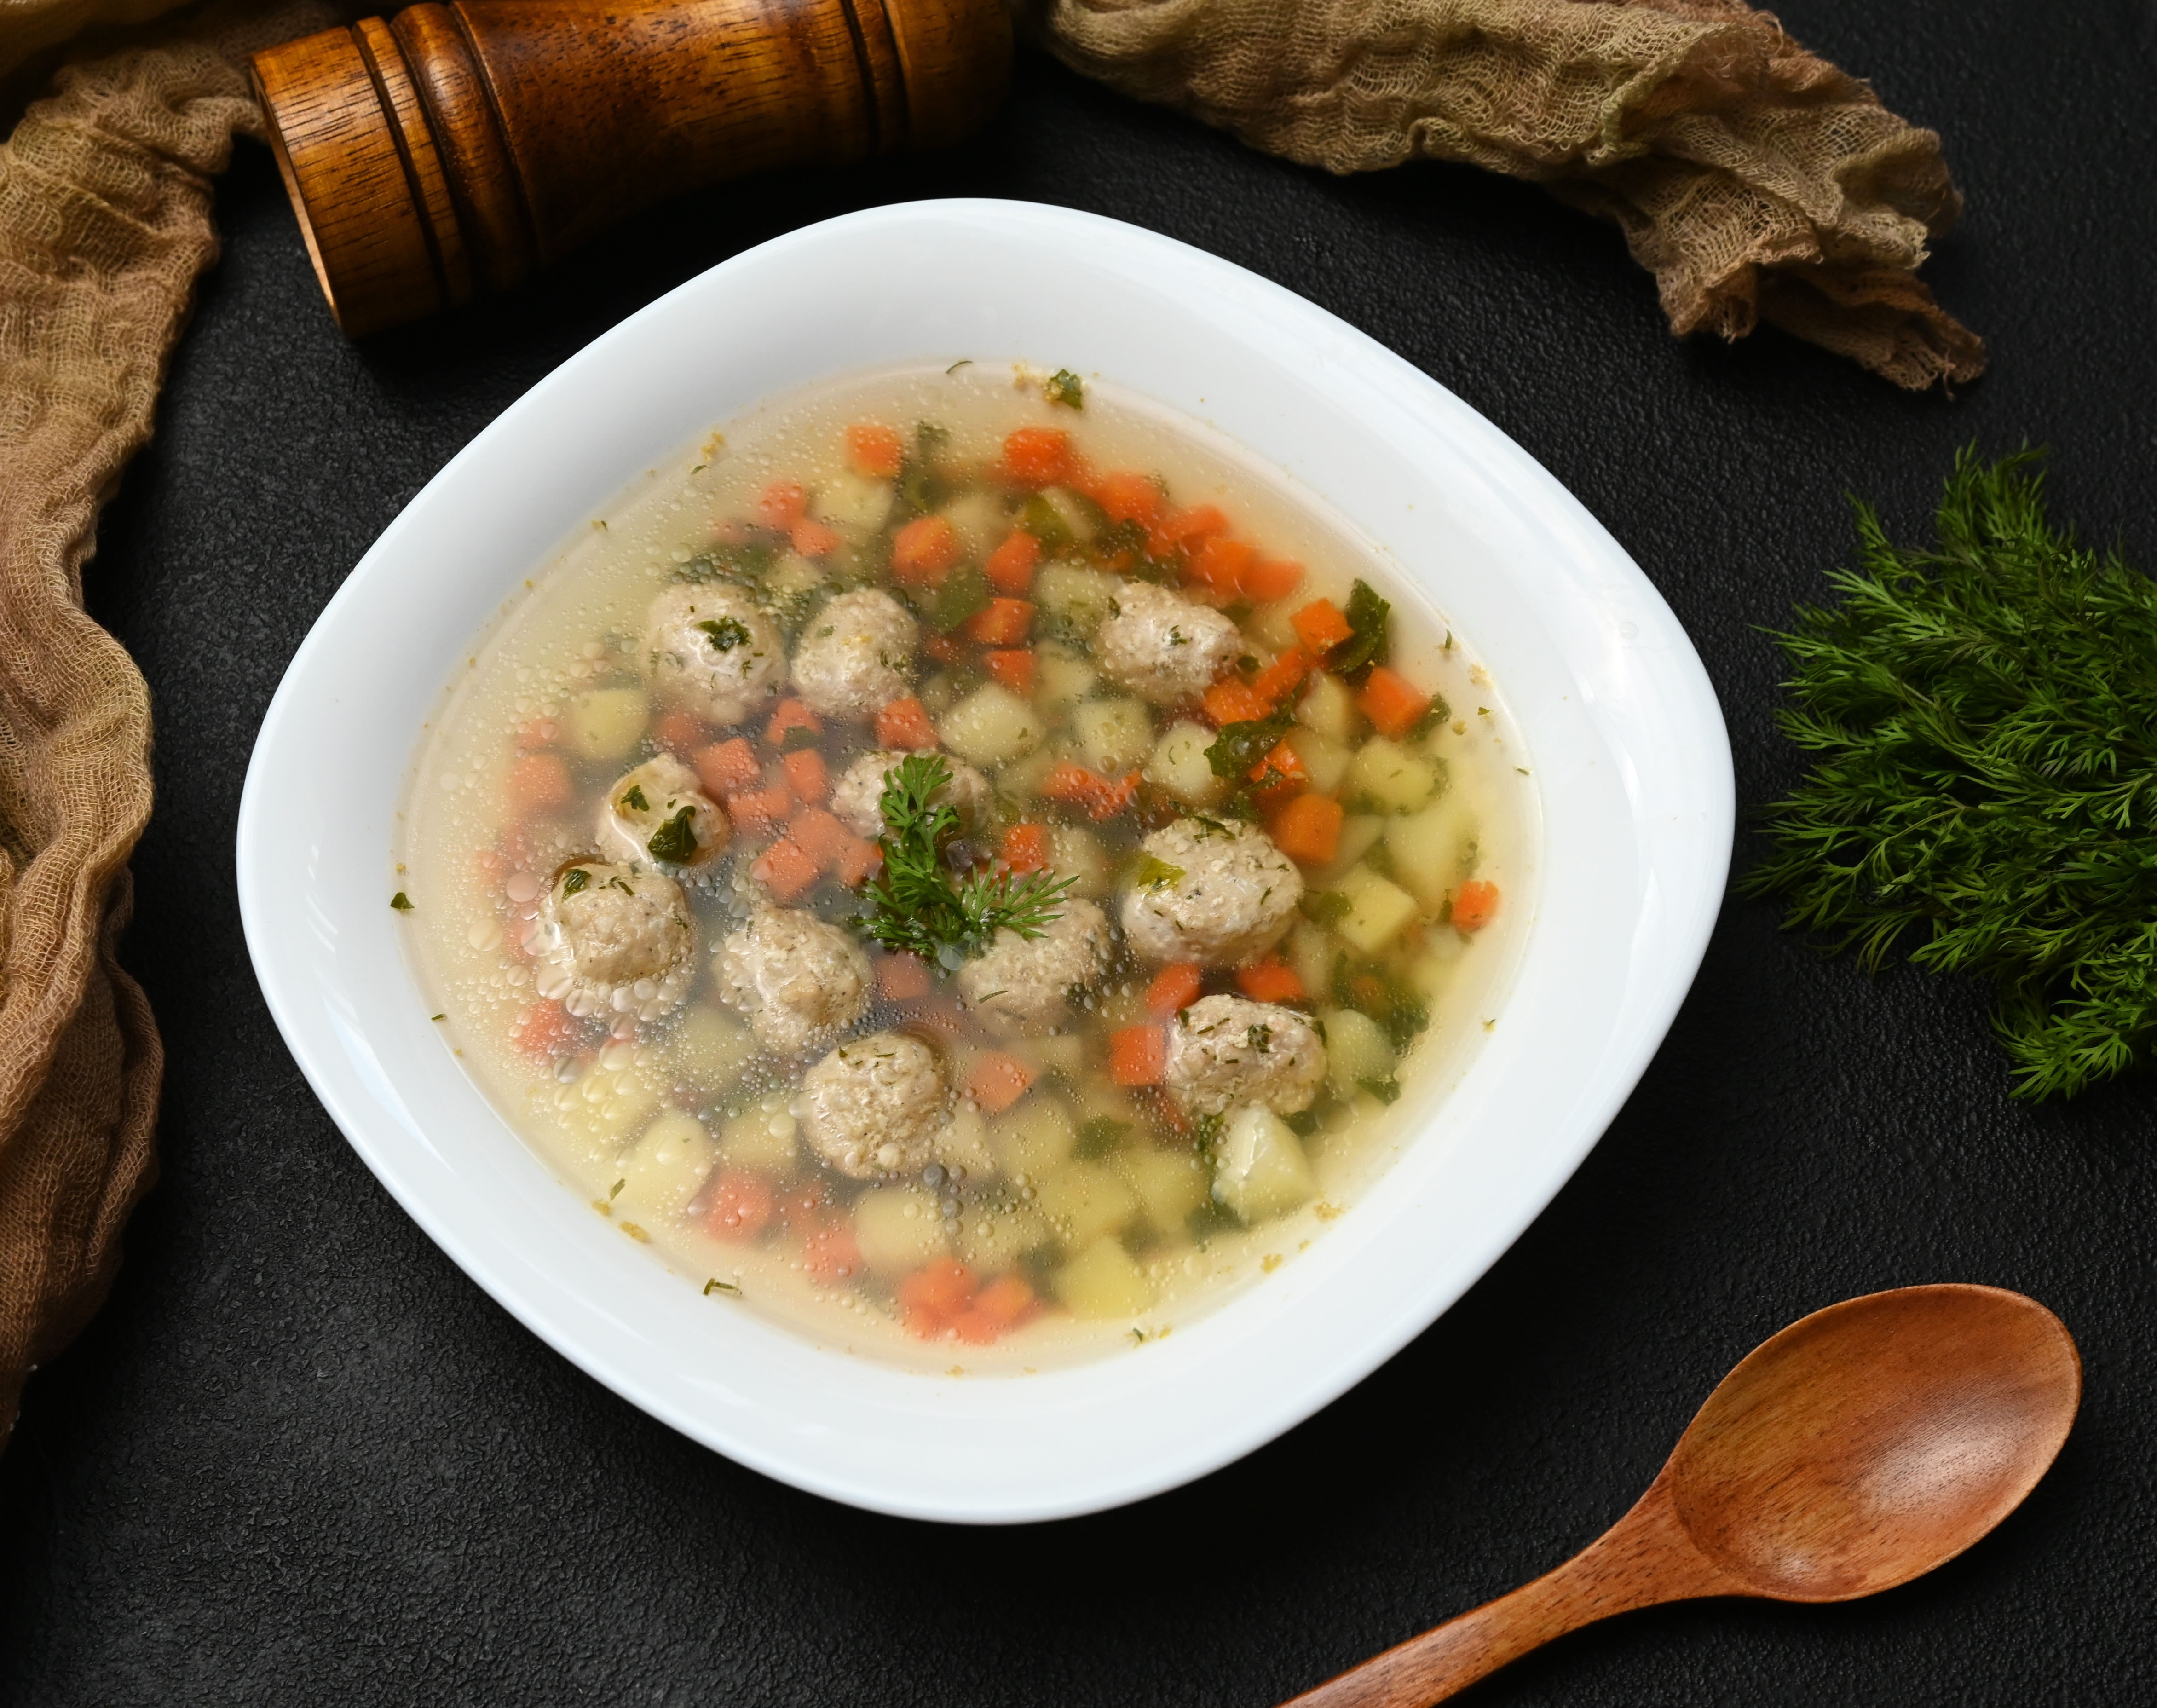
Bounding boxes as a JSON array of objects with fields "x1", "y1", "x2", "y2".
[{"x1": 4, "y1": 3, "x2": 2156, "y2": 1702}]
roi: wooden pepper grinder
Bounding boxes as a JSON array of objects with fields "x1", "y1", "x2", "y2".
[{"x1": 250, "y1": 0, "x2": 1012, "y2": 336}]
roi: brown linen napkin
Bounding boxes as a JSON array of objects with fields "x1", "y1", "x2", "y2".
[
  {"x1": 0, "y1": 0, "x2": 331, "y2": 1439},
  {"x1": 1031, "y1": 0, "x2": 1984, "y2": 388}
]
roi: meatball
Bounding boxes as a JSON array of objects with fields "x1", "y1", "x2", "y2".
[
  {"x1": 1119, "y1": 817, "x2": 1303, "y2": 966},
  {"x1": 596, "y1": 755, "x2": 729, "y2": 871},
  {"x1": 1093, "y1": 582, "x2": 1240, "y2": 705},
  {"x1": 531, "y1": 861, "x2": 698, "y2": 1021},
  {"x1": 797, "y1": 1031, "x2": 947, "y2": 1179},
  {"x1": 1165, "y1": 995, "x2": 1327, "y2": 1117},
  {"x1": 644, "y1": 584, "x2": 787, "y2": 727},
  {"x1": 790, "y1": 589, "x2": 917, "y2": 720},
  {"x1": 712, "y1": 906, "x2": 872, "y2": 1056},
  {"x1": 830, "y1": 748, "x2": 994, "y2": 840},
  {"x1": 955, "y1": 899, "x2": 1112, "y2": 1035}
]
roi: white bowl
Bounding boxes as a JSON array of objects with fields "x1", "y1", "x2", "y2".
[{"x1": 238, "y1": 199, "x2": 1731, "y2": 1523}]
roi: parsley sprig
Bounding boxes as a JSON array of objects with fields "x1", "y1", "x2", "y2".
[
  {"x1": 1744, "y1": 449, "x2": 2157, "y2": 1099},
  {"x1": 859, "y1": 755, "x2": 1074, "y2": 966}
]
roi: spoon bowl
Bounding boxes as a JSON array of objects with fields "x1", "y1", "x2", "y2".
[
  {"x1": 1284, "y1": 1285, "x2": 2081, "y2": 1707},
  {"x1": 1667, "y1": 1284, "x2": 2081, "y2": 1602}
]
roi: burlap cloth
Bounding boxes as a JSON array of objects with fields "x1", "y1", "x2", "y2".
[{"x1": 0, "y1": 0, "x2": 1976, "y2": 1443}]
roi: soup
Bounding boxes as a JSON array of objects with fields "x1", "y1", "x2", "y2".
[{"x1": 397, "y1": 362, "x2": 1532, "y2": 1371}]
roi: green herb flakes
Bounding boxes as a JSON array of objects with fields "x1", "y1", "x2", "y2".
[
  {"x1": 1328, "y1": 580, "x2": 1391, "y2": 682},
  {"x1": 646, "y1": 805, "x2": 699, "y2": 864},
  {"x1": 559, "y1": 868, "x2": 591, "y2": 896},
  {"x1": 621, "y1": 784, "x2": 649, "y2": 813},
  {"x1": 1206, "y1": 710, "x2": 1295, "y2": 779},
  {"x1": 389, "y1": 891, "x2": 414, "y2": 911},
  {"x1": 1045, "y1": 369, "x2": 1085, "y2": 410},
  {"x1": 1746, "y1": 450, "x2": 2157, "y2": 1099},
  {"x1": 696, "y1": 616, "x2": 751, "y2": 652},
  {"x1": 704, "y1": 1277, "x2": 742, "y2": 1297}
]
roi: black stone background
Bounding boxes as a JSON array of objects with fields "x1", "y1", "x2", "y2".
[{"x1": 4, "y1": 1, "x2": 2155, "y2": 1701}]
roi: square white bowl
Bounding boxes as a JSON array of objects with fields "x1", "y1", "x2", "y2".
[{"x1": 237, "y1": 199, "x2": 1732, "y2": 1523}]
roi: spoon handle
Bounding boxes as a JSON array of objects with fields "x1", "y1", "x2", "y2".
[{"x1": 1279, "y1": 1482, "x2": 1736, "y2": 1708}]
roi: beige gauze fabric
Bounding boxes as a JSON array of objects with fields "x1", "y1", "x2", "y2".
[
  {"x1": 0, "y1": 0, "x2": 329, "y2": 1438},
  {"x1": 1032, "y1": 0, "x2": 1984, "y2": 388}
]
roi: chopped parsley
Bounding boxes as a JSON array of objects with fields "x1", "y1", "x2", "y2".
[
  {"x1": 929, "y1": 563, "x2": 992, "y2": 631},
  {"x1": 621, "y1": 784, "x2": 649, "y2": 812},
  {"x1": 1126, "y1": 853, "x2": 1185, "y2": 890},
  {"x1": 1245, "y1": 1023, "x2": 1273, "y2": 1054},
  {"x1": 646, "y1": 805, "x2": 699, "y2": 864},
  {"x1": 559, "y1": 867, "x2": 591, "y2": 896},
  {"x1": 1327, "y1": 579, "x2": 1391, "y2": 682},
  {"x1": 696, "y1": 616, "x2": 751, "y2": 652},
  {"x1": 389, "y1": 891, "x2": 414, "y2": 911},
  {"x1": 1045, "y1": 369, "x2": 1085, "y2": 409},
  {"x1": 1206, "y1": 710, "x2": 1295, "y2": 779}
]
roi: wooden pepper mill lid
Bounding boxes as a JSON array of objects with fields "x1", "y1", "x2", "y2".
[{"x1": 251, "y1": 0, "x2": 1013, "y2": 337}]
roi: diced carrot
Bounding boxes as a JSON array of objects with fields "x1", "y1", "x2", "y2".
[
  {"x1": 1249, "y1": 739, "x2": 1308, "y2": 791},
  {"x1": 652, "y1": 708, "x2": 704, "y2": 757},
  {"x1": 1292, "y1": 599, "x2": 1356, "y2": 653},
  {"x1": 876, "y1": 953, "x2": 933, "y2": 1001},
  {"x1": 923, "y1": 632, "x2": 965, "y2": 666},
  {"x1": 764, "y1": 698, "x2": 824, "y2": 747},
  {"x1": 750, "y1": 836, "x2": 819, "y2": 901},
  {"x1": 771, "y1": 1179, "x2": 827, "y2": 1228},
  {"x1": 1453, "y1": 878, "x2": 1501, "y2": 933},
  {"x1": 803, "y1": 1221, "x2": 862, "y2": 1285},
  {"x1": 1189, "y1": 536, "x2": 1257, "y2": 599},
  {"x1": 787, "y1": 806, "x2": 852, "y2": 870},
  {"x1": 1241, "y1": 557, "x2": 1305, "y2": 602},
  {"x1": 704, "y1": 1171, "x2": 774, "y2": 1242},
  {"x1": 968, "y1": 1052, "x2": 1035, "y2": 1114},
  {"x1": 1109, "y1": 1024, "x2": 1167, "y2": 1086},
  {"x1": 1203, "y1": 680, "x2": 1271, "y2": 728},
  {"x1": 984, "y1": 648, "x2": 1038, "y2": 695},
  {"x1": 757, "y1": 479, "x2": 806, "y2": 527},
  {"x1": 781, "y1": 746, "x2": 829, "y2": 803},
  {"x1": 1001, "y1": 427, "x2": 1071, "y2": 486},
  {"x1": 953, "y1": 1272, "x2": 1039, "y2": 1343},
  {"x1": 1235, "y1": 960, "x2": 1308, "y2": 1004},
  {"x1": 1148, "y1": 504, "x2": 1229, "y2": 560},
  {"x1": 728, "y1": 773, "x2": 797, "y2": 837},
  {"x1": 1248, "y1": 646, "x2": 1313, "y2": 708},
  {"x1": 1000, "y1": 822, "x2": 1050, "y2": 874},
  {"x1": 509, "y1": 999, "x2": 580, "y2": 1062},
  {"x1": 514, "y1": 716, "x2": 559, "y2": 750},
  {"x1": 1038, "y1": 761, "x2": 1137, "y2": 819},
  {"x1": 695, "y1": 736, "x2": 760, "y2": 796},
  {"x1": 876, "y1": 696, "x2": 940, "y2": 750},
  {"x1": 1145, "y1": 963, "x2": 1205, "y2": 1017},
  {"x1": 1357, "y1": 665, "x2": 1433, "y2": 739},
  {"x1": 835, "y1": 835, "x2": 883, "y2": 888},
  {"x1": 1270, "y1": 792, "x2": 1344, "y2": 865},
  {"x1": 506, "y1": 752, "x2": 571, "y2": 816},
  {"x1": 790, "y1": 517, "x2": 842, "y2": 558},
  {"x1": 963, "y1": 597, "x2": 1034, "y2": 646},
  {"x1": 985, "y1": 529, "x2": 1040, "y2": 594},
  {"x1": 1094, "y1": 470, "x2": 1163, "y2": 531},
  {"x1": 891, "y1": 514, "x2": 960, "y2": 587},
  {"x1": 898, "y1": 1256, "x2": 979, "y2": 1336},
  {"x1": 846, "y1": 422, "x2": 903, "y2": 479}
]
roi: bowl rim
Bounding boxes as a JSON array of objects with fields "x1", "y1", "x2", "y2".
[{"x1": 237, "y1": 196, "x2": 1734, "y2": 1523}]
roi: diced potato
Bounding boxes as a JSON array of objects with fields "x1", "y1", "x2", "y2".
[
  {"x1": 1322, "y1": 814, "x2": 1387, "y2": 882},
  {"x1": 1211, "y1": 1105, "x2": 1316, "y2": 1225},
  {"x1": 1052, "y1": 1236, "x2": 1156, "y2": 1318},
  {"x1": 1286, "y1": 921, "x2": 1336, "y2": 1001},
  {"x1": 940, "y1": 683, "x2": 1046, "y2": 766},
  {"x1": 719, "y1": 1096, "x2": 799, "y2": 1174},
  {"x1": 669, "y1": 1005, "x2": 755, "y2": 1091},
  {"x1": 1034, "y1": 486, "x2": 1096, "y2": 545},
  {"x1": 930, "y1": 1104, "x2": 997, "y2": 1176},
  {"x1": 1385, "y1": 798, "x2": 1476, "y2": 909},
  {"x1": 1119, "y1": 1147, "x2": 1210, "y2": 1233},
  {"x1": 1246, "y1": 602, "x2": 1301, "y2": 652},
  {"x1": 1332, "y1": 865, "x2": 1421, "y2": 954},
  {"x1": 1146, "y1": 719, "x2": 1228, "y2": 807},
  {"x1": 819, "y1": 470, "x2": 891, "y2": 531},
  {"x1": 614, "y1": 1110, "x2": 715, "y2": 1222},
  {"x1": 1286, "y1": 727, "x2": 1351, "y2": 795},
  {"x1": 1010, "y1": 1034, "x2": 1086, "y2": 1079},
  {"x1": 1035, "y1": 1161, "x2": 1140, "y2": 1249},
  {"x1": 852, "y1": 1187, "x2": 948, "y2": 1273},
  {"x1": 1296, "y1": 672, "x2": 1359, "y2": 744},
  {"x1": 1035, "y1": 564, "x2": 1120, "y2": 635},
  {"x1": 1410, "y1": 941, "x2": 1463, "y2": 1003},
  {"x1": 989, "y1": 1096, "x2": 1076, "y2": 1181},
  {"x1": 1073, "y1": 697, "x2": 1154, "y2": 776},
  {"x1": 939, "y1": 490, "x2": 1006, "y2": 558},
  {"x1": 957, "y1": 1202, "x2": 1050, "y2": 1273},
  {"x1": 566, "y1": 687, "x2": 648, "y2": 762},
  {"x1": 918, "y1": 671, "x2": 959, "y2": 716},
  {"x1": 1346, "y1": 738, "x2": 1438, "y2": 814},
  {"x1": 762, "y1": 553, "x2": 825, "y2": 618},
  {"x1": 1320, "y1": 1008, "x2": 1396, "y2": 1098},
  {"x1": 998, "y1": 749, "x2": 1058, "y2": 799},
  {"x1": 562, "y1": 1061, "x2": 663, "y2": 1148},
  {"x1": 1035, "y1": 646, "x2": 1099, "y2": 718},
  {"x1": 1050, "y1": 825, "x2": 1110, "y2": 897}
]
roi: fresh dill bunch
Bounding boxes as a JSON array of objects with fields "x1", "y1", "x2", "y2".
[
  {"x1": 1742, "y1": 448, "x2": 2157, "y2": 1099},
  {"x1": 859, "y1": 754, "x2": 1074, "y2": 967}
]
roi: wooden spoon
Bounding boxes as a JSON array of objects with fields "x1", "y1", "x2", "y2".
[{"x1": 1282, "y1": 1284, "x2": 2080, "y2": 1708}]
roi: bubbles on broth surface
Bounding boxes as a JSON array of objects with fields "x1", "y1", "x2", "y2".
[{"x1": 398, "y1": 362, "x2": 1533, "y2": 1372}]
